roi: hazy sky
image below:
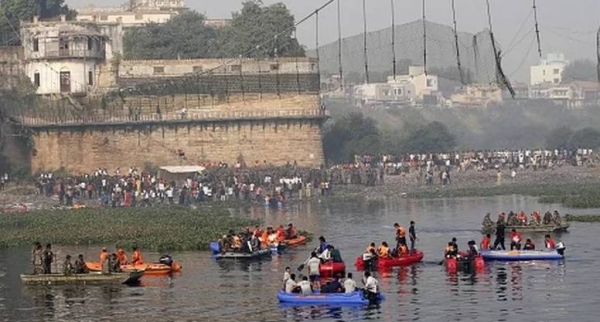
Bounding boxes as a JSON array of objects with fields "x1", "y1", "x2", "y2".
[{"x1": 68, "y1": 0, "x2": 600, "y2": 82}]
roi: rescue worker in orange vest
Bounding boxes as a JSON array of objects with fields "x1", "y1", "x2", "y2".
[
  {"x1": 253, "y1": 225, "x2": 262, "y2": 238},
  {"x1": 394, "y1": 223, "x2": 406, "y2": 248},
  {"x1": 480, "y1": 234, "x2": 491, "y2": 250},
  {"x1": 377, "y1": 242, "x2": 390, "y2": 259},
  {"x1": 544, "y1": 235, "x2": 556, "y2": 249},
  {"x1": 509, "y1": 229, "x2": 522, "y2": 250},
  {"x1": 285, "y1": 223, "x2": 297, "y2": 239},
  {"x1": 232, "y1": 235, "x2": 242, "y2": 250},
  {"x1": 365, "y1": 242, "x2": 376, "y2": 254},
  {"x1": 523, "y1": 238, "x2": 535, "y2": 250},
  {"x1": 131, "y1": 247, "x2": 144, "y2": 265},
  {"x1": 116, "y1": 248, "x2": 128, "y2": 265},
  {"x1": 276, "y1": 225, "x2": 286, "y2": 242},
  {"x1": 397, "y1": 243, "x2": 408, "y2": 257}
]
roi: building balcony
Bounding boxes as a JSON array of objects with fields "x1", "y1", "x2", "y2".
[{"x1": 26, "y1": 49, "x2": 105, "y2": 61}]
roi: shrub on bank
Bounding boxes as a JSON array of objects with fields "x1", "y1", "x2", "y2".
[{"x1": 0, "y1": 206, "x2": 258, "y2": 251}]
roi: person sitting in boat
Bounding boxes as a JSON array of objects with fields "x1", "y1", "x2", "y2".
[
  {"x1": 377, "y1": 242, "x2": 390, "y2": 259},
  {"x1": 466, "y1": 240, "x2": 479, "y2": 257},
  {"x1": 482, "y1": 213, "x2": 494, "y2": 227},
  {"x1": 396, "y1": 243, "x2": 408, "y2": 258},
  {"x1": 285, "y1": 223, "x2": 297, "y2": 239},
  {"x1": 497, "y1": 212, "x2": 506, "y2": 224},
  {"x1": 451, "y1": 238, "x2": 459, "y2": 252},
  {"x1": 276, "y1": 225, "x2": 286, "y2": 242},
  {"x1": 362, "y1": 271, "x2": 380, "y2": 305},
  {"x1": 518, "y1": 211, "x2": 528, "y2": 226},
  {"x1": 509, "y1": 229, "x2": 522, "y2": 250},
  {"x1": 365, "y1": 242, "x2": 376, "y2": 255},
  {"x1": 109, "y1": 253, "x2": 122, "y2": 273},
  {"x1": 553, "y1": 210, "x2": 562, "y2": 225},
  {"x1": 523, "y1": 239, "x2": 535, "y2": 250},
  {"x1": 480, "y1": 234, "x2": 491, "y2": 250},
  {"x1": 445, "y1": 242, "x2": 457, "y2": 259},
  {"x1": 297, "y1": 275, "x2": 313, "y2": 295},
  {"x1": 250, "y1": 234, "x2": 261, "y2": 251},
  {"x1": 329, "y1": 274, "x2": 344, "y2": 293},
  {"x1": 543, "y1": 211, "x2": 553, "y2": 225},
  {"x1": 63, "y1": 255, "x2": 75, "y2": 275},
  {"x1": 394, "y1": 223, "x2": 407, "y2": 248},
  {"x1": 284, "y1": 273, "x2": 298, "y2": 293},
  {"x1": 545, "y1": 235, "x2": 556, "y2": 249},
  {"x1": 116, "y1": 248, "x2": 128, "y2": 265},
  {"x1": 74, "y1": 254, "x2": 89, "y2": 274},
  {"x1": 344, "y1": 272, "x2": 357, "y2": 293},
  {"x1": 531, "y1": 212, "x2": 541, "y2": 226},
  {"x1": 232, "y1": 234, "x2": 243, "y2": 251},
  {"x1": 252, "y1": 225, "x2": 262, "y2": 238},
  {"x1": 131, "y1": 247, "x2": 144, "y2": 265}
]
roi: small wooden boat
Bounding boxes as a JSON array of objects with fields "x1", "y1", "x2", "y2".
[
  {"x1": 20, "y1": 271, "x2": 143, "y2": 285},
  {"x1": 481, "y1": 222, "x2": 570, "y2": 235}
]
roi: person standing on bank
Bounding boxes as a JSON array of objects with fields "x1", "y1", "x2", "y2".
[{"x1": 409, "y1": 221, "x2": 418, "y2": 251}]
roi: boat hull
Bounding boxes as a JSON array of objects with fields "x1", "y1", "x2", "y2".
[
  {"x1": 277, "y1": 290, "x2": 384, "y2": 305},
  {"x1": 214, "y1": 249, "x2": 272, "y2": 260},
  {"x1": 319, "y1": 262, "x2": 346, "y2": 278},
  {"x1": 481, "y1": 223, "x2": 570, "y2": 234},
  {"x1": 445, "y1": 256, "x2": 485, "y2": 274},
  {"x1": 480, "y1": 250, "x2": 564, "y2": 261},
  {"x1": 20, "y1": 271, "x2": 143, "y2": 285},
  {"x1": 86, "y1": 262, "x2": 181, "y2": 275},
  {"x1": 354, "y1": 250, "x2": 424, "y2": 270}
]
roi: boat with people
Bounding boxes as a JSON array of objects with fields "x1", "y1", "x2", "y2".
[
  {"x1": 214, "y1": 248, "x2": 272, "y2": 260},
  {"x1": 87, "y1": 255, "x2": 181, "y2": 275},
  {"x1": 354, "y1": 250, "x2": 424, "y2": 270},
  {"x1": 445, "y1": 255, "x2": 485, "y2": 274},
  {"x1": 20, "y1": 271, "x2": 143, "y2": 285},
  {"x1": 277, "y1": 290, "x2": 385, "y2": 305},
  {"x1": 480, "y1": 248, "x2": 565, "y2": 261},
  {"x1": 482, "y1": 211, "x2": 570, "y2": 234},
  {"x1": 319, "y1": 261, "x2": 346, "y2": 278}
]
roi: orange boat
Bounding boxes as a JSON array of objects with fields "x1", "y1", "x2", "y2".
[
  {"x1": 284, "y1": 236, "x2": 308, "y2": 247},
  {"x1": 86, "y1": 262, "x2": 182, "y2": 276}
]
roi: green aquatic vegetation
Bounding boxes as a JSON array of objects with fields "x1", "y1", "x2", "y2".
[
  {"x1": 0, "y1": 206, "x2": 259, "y2": 251},
  {"x1": 565, "y1": 214, "x2": 600, "y2": 222}
]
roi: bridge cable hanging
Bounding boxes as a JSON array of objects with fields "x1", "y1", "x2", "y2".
[
  {"x1": 362, "y1": 0, "x2": 369, "y2": 84},
  {"x1": 596, "y1": 25, "x2": 600, "y2": 85},
  {"x1": 274, "y1": 35, "x2": 281, "y2": 99},
  {"x1": 486, "y1": 0, "x2": 515, "y2": 98},
  {"x1": 422, "y1": 0, "x2": 427, "y2": 74},
  {"x1": 391, "y1": 0, "x2": 397, "y2": 80},
  {"x1": 532, "y1": 0, "x2": 542, "y2": 58},
  {"x1": 337, "y1": 0, "x2": 344, "y2": 90},
  {"x1": 315, "y1": 9, "x2": 321, "y2": 78},
  {"x1": 294, "y1": 29, "x2": 301, "y2": 95},
  {"x1": 451, "y1": 0, "x2": 466, "y2": 84}
]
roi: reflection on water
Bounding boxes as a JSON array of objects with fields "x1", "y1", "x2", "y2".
[{"x1": 0, "y1": 196, "x2": 598, "y2": 321}]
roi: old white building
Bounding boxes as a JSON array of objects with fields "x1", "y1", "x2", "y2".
[
  {"x1": 77, "y1": 0, "x2": 187, "y2": 28},
  {"x1": 530, "y1": 53, "x2": 569, "y2": 86},
  {"x1": 21, "y1": 16, "x2": 122, "y2": 95}
]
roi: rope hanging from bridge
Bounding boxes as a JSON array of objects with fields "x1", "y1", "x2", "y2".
[
  {"x1": 422, "y1": 0, "x2": 427, "y2": 74},
  {"x1": 486, "y1": 0, "x2": 515, "y2": 98},
  {"x1": 390, "y1": 0, "x2": 397, "y2": 81},
  {"x1": 315, "y1": 9, "x2": 321, "y2": 78},
  {"x1": 337, "y1": 0, "x2": 344, "y2": 90},
  {"x1": 294, "y1": 29, "x2": 301, "y2": 95},
  {"x1": 451, "y1": 0, "x2": 465, "y2": 85},
  {"x1": 362, "y1": 0, "x2": 369, "y2": 84},
  {"x1": 596, "y1": 25, "x2": 600, "y2": 85},
  {"x1": 532, "y1": 0, "x2": 542, "y2": 58}
]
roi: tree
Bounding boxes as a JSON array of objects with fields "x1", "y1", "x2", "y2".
[
  {"x1": 124, "y1": 11, "x2": 218, "y2": 59},
  {"x1": 215, "y1": 1, "x2": 305, "y2": 58},
  {"x1": 568, "y1": 128, "x2": 600, "y2": 149},
  {"x1": 562, "y1": 59, "x2": 596, "y2": 83},
  {"x1": 323, "y1": 112, "x2": 380, "y2": 163},
  {"x1": 545, "y1": 126, "x2": 574, "y2": 150},
  {"x1": 404, "y1": 122, "x2": 457, "y2": 153},
  {"x1": 0, "y1": 0, "x2": 75, "y2": 45}
]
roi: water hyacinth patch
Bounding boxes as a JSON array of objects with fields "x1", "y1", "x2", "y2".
[{"x1": 0, "y1": 206, "x2": 258, "y2": 251}]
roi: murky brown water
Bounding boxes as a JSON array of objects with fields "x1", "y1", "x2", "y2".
[{"x1": 1, "y1": 195, "x2": 598, "y2": 321}]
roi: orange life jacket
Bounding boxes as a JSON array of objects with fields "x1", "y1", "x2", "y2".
[
  {"x1": 377, "y1": 246, "x2": 389, "y2": 258},
  {"x1": 365, "y1": 246, "x2": 375, "y2": 254},
  {"x1": 233, "y1": 236, "x2": 242, "y2": 248},
  {"x1": 132, "y1": 250, "x2": 143, "y2": 265},
  {"x1": 396, "y1": 226, "x2": 406, "y2": 238}
]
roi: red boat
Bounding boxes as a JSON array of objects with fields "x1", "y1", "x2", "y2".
[
  {"x1": 354, "y1": 250, "x2": 424, "y2": 270},
  {"x1": 319, "y1": 261, "x2": 346, "y2": 278},
  {"x1": 445, "y1": 255, "x2": 485, "y2": 274}
]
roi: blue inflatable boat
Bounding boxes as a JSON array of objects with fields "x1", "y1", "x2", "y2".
[
  {"x1": 480, "y1": 250, "x2": 564, "y2": 261},
  {"x1": 277, "y1": 291, "x2": 385, "y2": 305}
]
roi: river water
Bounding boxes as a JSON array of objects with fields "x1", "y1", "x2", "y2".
[{"x1": 1, "y1": 195, "x2": 598, "y2": 322}]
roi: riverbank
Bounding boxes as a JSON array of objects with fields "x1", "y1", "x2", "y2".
[
  {"x1": 0, "y1": 206, "x2": 258, "y2": 251},
  {"x1": 331, "y1": 165, "x2": 600, "y2": 208}
]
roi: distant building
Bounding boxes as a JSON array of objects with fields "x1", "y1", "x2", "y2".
[
  {"x1": 76, "y1": 0, "x2": 187, "y2": 28},
  {"x1": 450, "y1": 84, "x2": 502, "y2": 108},
  {"x1": 528, "y1": 81, "x2": 600, "y2": 108},
  {"x1": 21, "y1": 16, "x2": 122, "y2": 95},
  {"x1": 388, "y1": 66, "x2": 438, "y2": 99},
  {"x1": 530, "y1": 53, "x2": 568, "y2": 86}
]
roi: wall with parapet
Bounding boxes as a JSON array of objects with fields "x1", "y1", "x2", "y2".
[{"x1": 31, "y1": 119, "x2": 325, "y2": 174}]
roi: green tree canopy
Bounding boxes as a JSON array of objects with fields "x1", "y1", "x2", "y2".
[
  {"x1": 545, "y1": 126, "x2": 600, "y2": 150},
  {"x1": 323, "y1": 112, "x2": 380, "y2": 163},
  {"x1": 123, "y1": 1, "x2": 304, "y2": 60},
  {"x1": 404, "y1": 121, "x2": 457, "y2": 153},
  {"x1": 562, "y1": 59, "x2": 596, "y2": 83},
  {"x1": 545, "y1": 126, "x2": 574, "y2": 150},
  {"x1": 124, "y1": 11, "x2": 218, "y2": 59},
  {"x1": 0, "y1": 0, "x2": 75, "y2": 45}
]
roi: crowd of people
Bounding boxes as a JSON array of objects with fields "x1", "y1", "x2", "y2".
[
  {"x1": 360, "y1": 221, "x2": 418, "y2": 269},
  {"x1": 217, "y1": 224, "x2": 299, "y2": 254},
  {"x1": 483, "y1": 211, "x2": 564, "y2": 227}
]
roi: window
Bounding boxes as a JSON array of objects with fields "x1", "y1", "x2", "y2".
[
  {"x1": 59, "y1": 38, "x2": 69, "y2": 50},
  {"x1": 88, "y1": 71, "x2": 94, "y2": 86},
  {"x1": 230, "y1": 65, "x2": 242, "y2": 72},
  {"x1": 193, "y1": 66, "x2": 203, "y2": 73},
  {"x1": 554, "y1": 78, "x2": 560, "y2": 84},
  {"x1": 33, "y1": 38, "x2": 39, "y2": 52},
  {"x1": 33, "y1": 73, "x2": 40, "y2": 87},
  {"x1": 135, "y1": 14, "x2": 143, "y2": 20},
  {"x1": 100, "y1": 15, "x2": 108, "y2": 21},
  {"x1": 87, "y1": 38, "x2": 93, "y2": 51},
  {"x1": 553, "y1": 68, "x2": 560, "y2": 75},
  {"x1": 427, "y1": 79, "x2": 434, "y2": 87},
  {"x1": 154, "y1": 66, "x2": 165, "y2": 74}
]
